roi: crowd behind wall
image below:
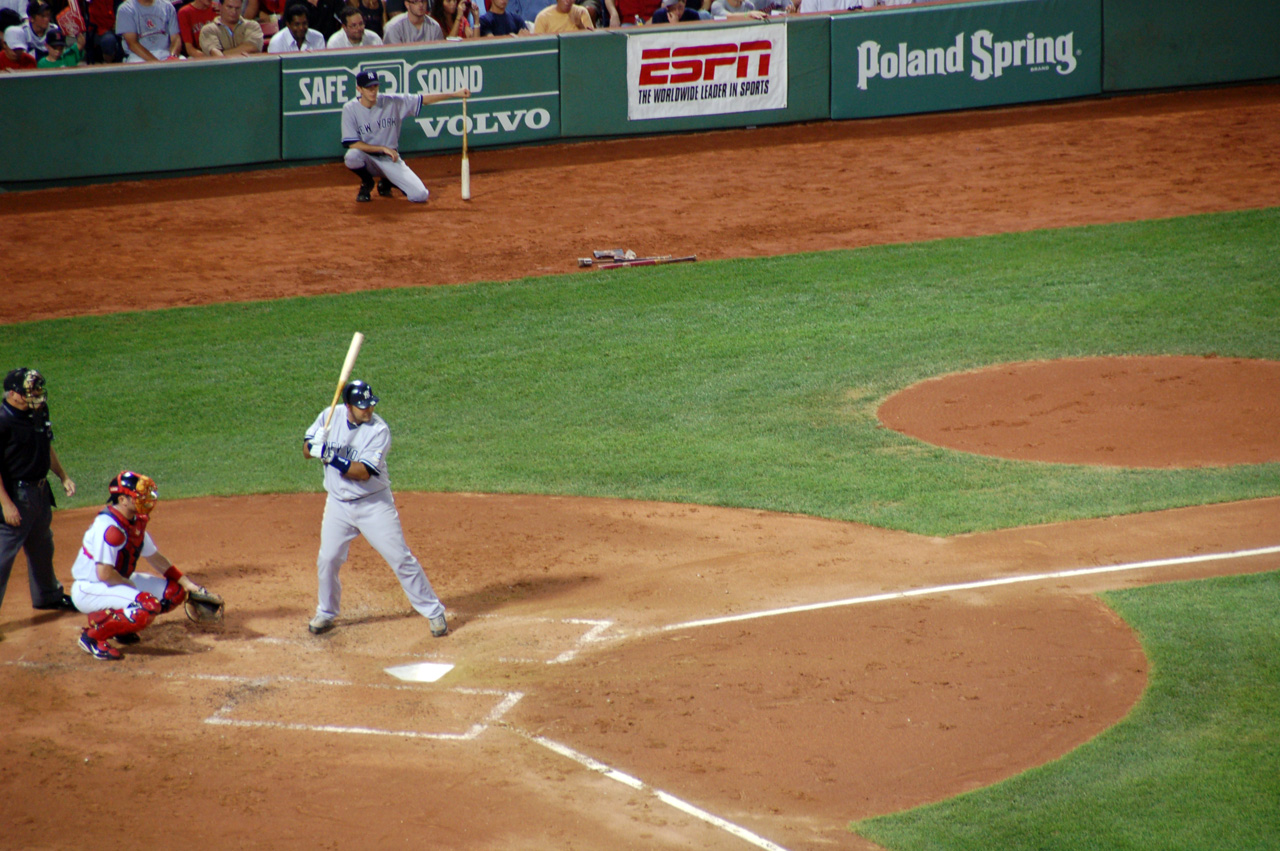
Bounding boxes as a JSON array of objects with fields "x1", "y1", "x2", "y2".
[{"x1": 0, "y1": 0, "x2": 928, "y2": 69}]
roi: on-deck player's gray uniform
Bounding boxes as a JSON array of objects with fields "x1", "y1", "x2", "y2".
[
  {"x1": 341, "y1": 93, "x2": 430, "y2": 203},
  {"x1": 304, "y1": 406, "x2": 444, "y2": 624}
]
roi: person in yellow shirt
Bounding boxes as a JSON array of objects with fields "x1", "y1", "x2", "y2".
[{"x1": 532, "y1": 0, "x2": 592, "y2": 32}]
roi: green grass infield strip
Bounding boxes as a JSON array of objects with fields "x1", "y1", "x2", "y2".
[
  {"x1": 851, "y1": 569, "x2": 1280, "y2": 851},
  {"x1": 4, "y1": 207, "x2": 1278, "y2": 536}
]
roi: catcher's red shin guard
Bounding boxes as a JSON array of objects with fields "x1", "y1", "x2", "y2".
[{"x1": 85, "y1": 599, "x2": 157, "y2": 643}]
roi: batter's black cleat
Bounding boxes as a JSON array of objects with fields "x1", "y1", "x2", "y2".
[
  {"x1": 356, "y1": 183, "x2": 373, "y2": 203},
  {"x1": 429, "y1": 613, "x2": 448, "y2": 638},
  {"x1": 309, "y1": 614, "x2": 335, "y2": 635},
  {"x1": 377, "y1": 178, "x2": 394, "y2": 197}
]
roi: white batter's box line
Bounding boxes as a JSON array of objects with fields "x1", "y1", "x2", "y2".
[
  {"x1": 515, "y1": 729, "x2": 792, "y2": 851},
  {"x1": 487, "y1": 617, "x2": 616, "y2": 665},
  {"x1": 203, "y1": 680, "x2": 523, "y2": 741},
  {"x1": 662, "y1": 544, "x2": 1280, "y2": 632}
]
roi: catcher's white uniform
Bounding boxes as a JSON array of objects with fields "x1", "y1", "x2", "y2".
[
  {"x1": 304, "y1": 408, "x2": 445, "y2": 624},
  {"x1": 69, "y1": 509, "x2": 167, "y2": 613}
]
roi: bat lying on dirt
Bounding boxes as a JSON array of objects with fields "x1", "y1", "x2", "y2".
[{"x1": 596, "y1": 255, "x2": 697, "y2": 270}]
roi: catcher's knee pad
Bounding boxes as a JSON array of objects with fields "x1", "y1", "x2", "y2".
[
  {"x1": 86, "y1": 605, "x2": 152, "y2": 641},
  {"x1": 161, "y1": 578, "x2": 187, "y2": 613}
]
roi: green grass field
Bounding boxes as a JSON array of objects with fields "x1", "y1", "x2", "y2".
[
  {"x1": 6, "y1": 208, "x2": 1279, "y2": 536},
  {"x1": 851, "y1": 570, "x2": 1280, "y2": 851}
]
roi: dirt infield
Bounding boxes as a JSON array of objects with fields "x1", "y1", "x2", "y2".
[{"x1": 3, "y1": 83, "x2": 1280, "y2": 851}]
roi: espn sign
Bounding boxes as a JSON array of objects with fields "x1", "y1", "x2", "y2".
[{"x1": 627, "y1": 25, "x2": 788, "y2": 121}]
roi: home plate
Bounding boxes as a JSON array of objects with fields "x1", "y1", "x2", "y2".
[{"x1": 385, "y1": 662, "x2": 455, "y2": 683}]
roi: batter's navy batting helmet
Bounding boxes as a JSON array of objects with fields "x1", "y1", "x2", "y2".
[{"x1": 343, "y1": 380, "x2": 379, "y2": 409}]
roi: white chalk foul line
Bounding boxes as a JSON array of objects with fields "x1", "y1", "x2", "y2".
[
  {"x1": 663, "y1": 545, "x2": 1280, "y2": 632},
  {"x1": 525, "y1": 733, "x2": 791, "y2": 851}
]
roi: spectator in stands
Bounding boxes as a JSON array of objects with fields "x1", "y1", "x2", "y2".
[
  {"x1": 478, "y1": 0, "x2": 528, "y2": 35},
  {"x1": 83, "y1": 0, "x2": 120, "y2": 60},
  {"x1": 268, "y1": 1, "x2": 324, "y2": 48},
  {"x1": 117, "y1": 0, "x2": 181, "y2": 61},
  {"x1": 245, "y1": 0, "x2": 286, "y2": 40},
  {"x1": 49, "y1": 0, "x2": 86, "y2": 53},
  {"x1": 292, "y1": 0, "x2": 341, "y2": 38},
  {"x1": 357, "y1": 0, "x2": 383, "y2": 36},
  {"x1": 36, "y1": 21, "x2": 80, "y2": 62},
  {"x1": 9, "y1": 1, "x2": 52, "y2": 58},
  {"x1": 532, "y1": 0, "x2": 589, "y2": 31},
  {"x1": 327, "y1": 2, "x2": 380, "y2": 45},
  {"x1": 430, "y1": 0, "x2": 473, "y2": 38},
  {"x1": 0, "y1": 0, "x2": 24, "y2": 28},
  {"x1": 649, "y1": 0, "x2": 695, "y2": 22},
  {"x1": 0, "y1": 22, "x2": 36, "y2": 67},
  {"x1": 610, "y1": 0, "x2": 655, "y2": 24},
  {"x1": 178, "y1": 0, "x2": 216, "y2": 56},
  {"x1": 383, "y1": 0, "x2": 440, "y2": 42},
  {"x1": 709, "y1": 0, "x2": 765, "y2": 18},
  {"x1": 199, "y1": 0, "x2": 264, "y2": 54}
]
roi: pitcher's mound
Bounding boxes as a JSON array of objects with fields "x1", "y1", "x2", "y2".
[{"x1": 877, "y1": 356, "x2": 1280, "y2": 468}]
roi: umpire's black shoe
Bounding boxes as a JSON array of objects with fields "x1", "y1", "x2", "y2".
[
  {"x1": 377, "y1": 178, "x2": 394, "y2": 197},
  {"x1": 356, "y1": 183, "x2": 373, "y2": 203},
  {"x1": 34, "y1": 593, "x2": 77, "y2": 612},
  {"x1": 114, "y1": 632, "x2": 141, "y2": 645}
]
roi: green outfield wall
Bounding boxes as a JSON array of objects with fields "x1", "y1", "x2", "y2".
[
  {"x1": 0, "y1": 0, "x2": 1275, "y2": 187},
  {"x1": 0, "y1": 56, "x2": 280, "y2": 183},
  {"x1": 280, "y1": 38, "x2": 561, "y2": 160},
  {"x1": 1102, "y1": 0, "x2": 1280, "y2": 92},
  {"x1": 559, "y1": 16, "x2": 829, "y2": 137},
  {"x1": 831, "y1": 0, "x2": 1101, "y2": 118}
]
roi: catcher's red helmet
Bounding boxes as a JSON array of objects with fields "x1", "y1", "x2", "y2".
[{"x1": 109, "y1": 471, "x2": 158, "y2": 514}]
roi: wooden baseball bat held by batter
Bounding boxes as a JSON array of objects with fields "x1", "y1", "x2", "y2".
[
  {"x1": 318, "y1": 332, "x2": 365, "y2": 452},
  {"x1": 460, "y1": 94, "x2": 471, "y2": 201}
]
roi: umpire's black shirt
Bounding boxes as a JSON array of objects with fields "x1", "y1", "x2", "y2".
[{"x1": 0, "y1": 399, "x2": 54, "y2": 497}]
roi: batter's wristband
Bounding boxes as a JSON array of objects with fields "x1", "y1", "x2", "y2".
[{"x1": 164, "y1": 565, "x2": 183, "y2": 581}]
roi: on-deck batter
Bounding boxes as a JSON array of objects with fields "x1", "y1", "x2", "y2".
[
  {"x1": 341, "y1": 68, "x2": 468, "y2": 203},
  {"x1": 303, "y1": 379, "x2": 447, "y2": 637}
]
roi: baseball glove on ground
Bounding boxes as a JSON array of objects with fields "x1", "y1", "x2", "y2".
[{"x1": 184, "y1": 586, "x2": 225, "y2": 624}]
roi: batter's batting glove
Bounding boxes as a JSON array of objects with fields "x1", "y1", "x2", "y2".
[{"x1": 308, "y1": 440, "x2": 326, "y2": 459}]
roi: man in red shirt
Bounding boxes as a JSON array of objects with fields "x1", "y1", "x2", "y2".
[
  {"x1": 611, "y1": 0, "x2": 658, "y2": 23},
  {"x1": 0, "y1": 25, "x2": 36, "y2": 67},
  {"x1": 84, "y1": 0, "x2": 121, "y2": 61},
  {"x1": 177, "y1": 0, "x2": 215, "y2": 56}
]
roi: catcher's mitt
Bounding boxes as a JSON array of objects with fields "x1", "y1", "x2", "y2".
[{"x1": 184, "y1": 586, "x2": 225, "y2": 624}]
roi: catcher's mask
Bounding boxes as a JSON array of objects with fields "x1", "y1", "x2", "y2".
[
  {"x1": 109, "y1": 471, "x2": 158, "y2": 515},
  {"x1": 3, "y1": 367, "x2": 47, "y2": 409},
  {"x1": 343, "y1": 380, "x2": 379, "y2": 410}
]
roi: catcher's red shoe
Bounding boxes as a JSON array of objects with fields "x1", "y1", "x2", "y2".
[{"x1": 78, "y1": 629, "x2": 122, "y2": 661}]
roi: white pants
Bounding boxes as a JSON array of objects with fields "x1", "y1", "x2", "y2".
[
  {"x1": 316, "y1": 489, "x2": 444, "y2": 621},
  {"x1": 71, "y1": 572, "x2": 166, "y2": 613},
  {"x1": 344, "y1": 148, "x2": 430, "y2": 203}
]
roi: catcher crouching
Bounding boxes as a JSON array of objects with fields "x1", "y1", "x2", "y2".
[{"x1": 69, "y1": 471, "x2": 223, "y2": 661}]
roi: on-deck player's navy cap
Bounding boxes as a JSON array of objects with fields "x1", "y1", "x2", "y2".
[
  {"x1": 356, "y1": 70, "x2": 379, "y2": 88},
  {"x1": 343, "y1": 380, "x2": 379, "y2": 409}
]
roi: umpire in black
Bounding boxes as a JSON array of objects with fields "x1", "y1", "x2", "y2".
[{"x1": 0, "y1": 367, "x2": 77, "y2": 615}]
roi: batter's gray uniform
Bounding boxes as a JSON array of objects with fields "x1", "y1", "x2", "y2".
[
  {"x1": 341, "y1": 93, "x2": 430, "y2": 203},
  {"x1": 304, "y1": 408, "x2": 444, "y2": 623}
]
